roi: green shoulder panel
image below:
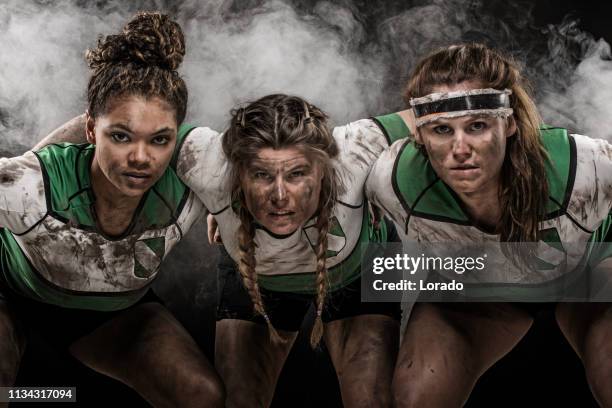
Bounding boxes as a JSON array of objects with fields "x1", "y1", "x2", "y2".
[
  {"x1": 35, "y1": 143, "x2": 96, "y2": 227},
  {"x1": 373, "y1": 113, "x2": 411, "y2": 145},
  {"x1": 539, "y1": 126, "x2": 574, "y2": 215}
]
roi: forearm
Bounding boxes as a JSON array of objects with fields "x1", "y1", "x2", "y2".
[{"x1": 32, "y1": 114, "x2": 87, "y2": 150}]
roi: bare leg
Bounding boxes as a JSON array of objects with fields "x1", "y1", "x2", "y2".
[
  {"x1": 392, "y1": 303, "x2": 533, "y2": 408},
  {"x1": 556, "y1": 302, "x2": 612, "y2": 407},
  {"x1": 323, "y1": 315, "x2": 399, "y2": 408},
  {"x1": 0, "y1": 301, "x2": 26, "y2": 408},
  {"x1": 69, "y1": 302, "x2": 224, "y2": 408},
  {"x1": 215, "y1": 319, "x2": 298, "y2": 408}
]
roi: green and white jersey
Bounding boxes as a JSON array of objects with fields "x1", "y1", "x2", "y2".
[
  {"x1": 0, "y1": 126, "x2": 205, "y2": 311},
  {"x1": 178, "y1": 119, "x2": 392, "y2": 294},
  {"x1": 366, "y1": 113, "x2": 612, "y2": 294}
]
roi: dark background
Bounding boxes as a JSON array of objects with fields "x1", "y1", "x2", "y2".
[{"x1": 10, "y1": 0, "x2": 612, "y2": 406}]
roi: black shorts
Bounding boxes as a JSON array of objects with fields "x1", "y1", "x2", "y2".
[
  {"x1": 0, "y1": 275, "x2": 163, "y2": 351},
  {"x1": 216, "y1": 220, "x2": 401, "y2": 332}
]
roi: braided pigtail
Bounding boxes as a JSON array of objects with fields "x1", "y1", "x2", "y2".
[
  {"x1": 310, "y1": 204, "x2": 331, "y2": 348},
  {"x1": 223, "y1": 94, "x2": 341, "y2": 348},
  {"x1": 236, "y1": 202, "x2": 284, "y2": 344}
]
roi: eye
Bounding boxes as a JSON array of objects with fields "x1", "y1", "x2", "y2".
[
  {"x1": 288, "y1": 170, "x2": 305, "y2": 179},
  {"x1": 433, "y1": 125, "x2": 452, "y2": 135},
  {"x1": 152, "y1": 136, "x2": 170, "y2": 145},
  {"x1": 469, "y1": 121, "x2": 488, "y2": 132},
  {"x1": 254, "y1": 171, "x2": 272, "y2": 180},
  {"x1": 111, "y1": 132, "x2": 130, "y2": 143}
]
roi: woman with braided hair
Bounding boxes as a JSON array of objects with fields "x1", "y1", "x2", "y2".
[
  {"x1": 47, "y1": 88, "x2": 403, "y2": 405},
  {"x1": 0, "y1": 12, "x2": 224, "y2": 407},
  {"x1": 200, "y1": 94, "x2": 402, "y2": 408}
]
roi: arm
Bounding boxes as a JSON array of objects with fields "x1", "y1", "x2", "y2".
[
  {"x1": 33, "y1": 114, "x2": 87, "y2": 150},
  {"x1": 0, "y1": 152, "x2": 47, "y2": 232}
]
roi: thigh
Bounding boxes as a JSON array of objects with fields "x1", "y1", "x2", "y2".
[
  {"x1": 215, "y1": 247, "x2": 308, "y2": 407},
  {"x1": 324, "y1": 314, "x2": 399, "y2": 408},
  {"x1": 70, "y1": 302, "x2": 223, "y2": 408},
  {"x1": 393, "y1": 302, "x2": 533, "y2": 408},
  {"x1": 215, "y1": 319, "x2": 298, "y2": 408},
  {"x1": 0, "y1": 300, "x2": 25, "y2": 388},
  {"x1": 556, "y1": 302, "x2": 612, "y2": 405}
]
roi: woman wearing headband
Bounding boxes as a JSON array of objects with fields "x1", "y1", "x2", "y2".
[
  {"x1": 367, "y1": 43, "x2": 612, "y2": 406},
  {"x1": 0, "y1": 12, "x2": 224, "y2": 407}
]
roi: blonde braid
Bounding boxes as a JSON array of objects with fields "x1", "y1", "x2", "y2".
[
  {"x1": 310, "y1": 205, "x2": 331, "y2": 348},
  {"x1": 237, "y1": 204, "x2": 284, "y2": 344}
]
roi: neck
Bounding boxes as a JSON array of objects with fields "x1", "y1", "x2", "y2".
[
  {"x1": 456, "y1": 181, "x2": 501, "y2": 232},
  {"x1": 90, "y1": 156, "x2": 142, "y2": 235}
]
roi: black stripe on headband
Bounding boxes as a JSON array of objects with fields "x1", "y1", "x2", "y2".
[{"x1": 412, "y1": 93, "x2": 510, "y2": 118}]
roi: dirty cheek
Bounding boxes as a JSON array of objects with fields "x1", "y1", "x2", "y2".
[
  {"x1": 480, "y1": 131, "x2": 505, "y2": 169},
  {"x1": 243, "y1": 183, "x2": 271, "y2": 217},
  {"x1": 294, "y1": 176, "x2": 320, "y2": 214},
  {"x1": 424, "y1": 138, "x2": 449, "y2": 168}
]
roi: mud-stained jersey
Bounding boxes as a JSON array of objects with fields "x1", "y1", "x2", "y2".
[
  {"x1": 0, "y1": 127, "x2": 205, "y2": 311},
  {"x1": 366, "y1": 113, "x2": 612, "y2": 297},
  {"x1": 178, "y1": 119, "x2": 392, "y2": 294}
]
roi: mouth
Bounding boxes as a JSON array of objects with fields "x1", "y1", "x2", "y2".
[
  {"x1": 450, "y1": 164, "x2": 478, "y2": 170},
  {"x1": 123, "y1": 172, "x2": 152, "y2": 185},
  {"x1": 268, "y1": 211, "x2": 295, "y2": 218}
]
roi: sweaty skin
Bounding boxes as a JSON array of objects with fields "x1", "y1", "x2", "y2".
[{"x1": 240, "y1": 147, "x2": 322, "y2": 235}]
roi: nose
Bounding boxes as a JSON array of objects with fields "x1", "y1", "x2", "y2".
[
  {"x1": 270, "y1": 176, "x2": 288, "y2": 206},
  {"x1": 128, "y1": 142, "x2": 150, "y2": 168},
  {"x1": 452, "y1": 131, "x2": 472, "y2": 161}
]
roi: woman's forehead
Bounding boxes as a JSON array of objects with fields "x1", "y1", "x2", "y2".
[{"x1": 251, "y1": 147, "x2": 313, "y2": 166}]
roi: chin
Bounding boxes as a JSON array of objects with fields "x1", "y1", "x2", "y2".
[{"x1": 119, "y1": 185, "x2": 150, "y2": 198}]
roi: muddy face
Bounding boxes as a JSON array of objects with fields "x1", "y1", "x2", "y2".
[
  {"x1": 240, "y1": 147, "x2": 323, "y2": 235},
  {"x1": 87, "y1": 95, "x2": 178, "y2": 201},
  {"x1": 417, "y1": 82, "x2": 515, "y2": 197}
]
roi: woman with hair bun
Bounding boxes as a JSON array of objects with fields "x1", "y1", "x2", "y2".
[
  {"x1": 0, "y1": 12, "x2": 224, "y2": 407},
  {"x1": 46, "y1": 89, "x2": 406, "y2": 406}
]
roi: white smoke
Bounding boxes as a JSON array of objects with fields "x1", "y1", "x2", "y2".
[
  {"x1": 180, "y1": 0, "x2": 384, "y2": 130},
  {"x1": 0, "y1": 0, "x2": 386, "y2": 148},
  {"x1": 1, "y1": 0, "x2": 611, "y2": 148}
]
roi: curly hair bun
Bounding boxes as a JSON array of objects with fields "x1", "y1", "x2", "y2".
[{"x1": 86, "y1": 12, "x2": 185, "y2": 71}]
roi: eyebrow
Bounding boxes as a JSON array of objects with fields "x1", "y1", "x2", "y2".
[{"x1": 108, "y1": 124, "x2": 175, "y2": 136}]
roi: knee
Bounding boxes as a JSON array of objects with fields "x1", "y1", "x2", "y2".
[
  {"x1": 585, "y1": 355, "x2": 612, "y2": 406},
  {"x1": 392, "y1": 360, "x2": 424, "y2": 408},
  {"x1": 178, "y1": 372, "x2": 226, "y2": 408}
]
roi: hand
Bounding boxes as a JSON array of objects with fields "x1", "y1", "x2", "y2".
[{"x1": 207, "y1": 213, "x2": 222, "y2": 245}]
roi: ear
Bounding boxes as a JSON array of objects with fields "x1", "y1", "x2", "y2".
[
  {"x1": 506, "y1": 116, "x2": 518, "y2": 138},
  {"x1": 85, "y1": 111, "x2": 96, "y2": 144},
  {"x1": 414, "y1": 129, "x2": 424, "y2": 145}
]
